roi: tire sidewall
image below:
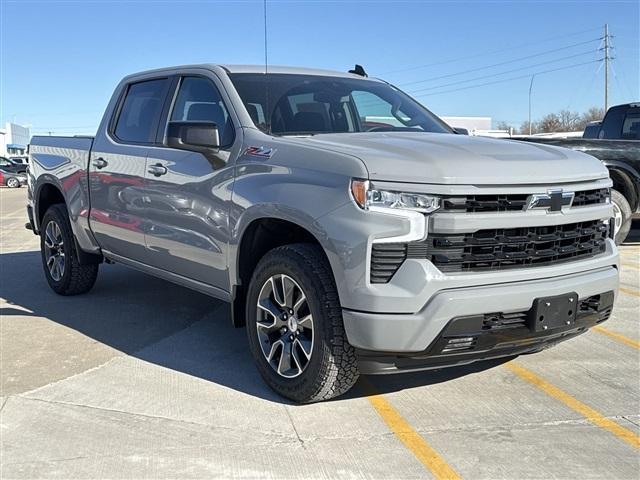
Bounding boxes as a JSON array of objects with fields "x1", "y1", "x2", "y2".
[
  {"x1": 246, "y1": 248, "x2": 333, "y2": 399},
  {"x1": 7, "y1": 177, "x2": 19, "y2": 188},
  {"x1": 40, "y1": 206, "x2": 73, "y2": 293},
  {"x1": 611, "y1": 189, "x2": 632, "y2": 245}
]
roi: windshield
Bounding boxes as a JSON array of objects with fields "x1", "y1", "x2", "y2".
[{"x1": 228, "y1": 73, "x2": 452, "y2": 136}]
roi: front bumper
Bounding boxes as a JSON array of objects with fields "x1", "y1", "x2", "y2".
[
  {"x1": 343, "y1": 265, "x2": 618, "y2": 358},
  {"x1": 356, "y1": 289, "x2": 614, "y2": 374}
]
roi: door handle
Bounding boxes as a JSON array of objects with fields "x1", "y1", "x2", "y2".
[
  {"x1": 148, "y1": 164, "x2": 168, "y2": 177},
  {"x1": 92, "y1": 157, "x2": 108, "y2": 169}
]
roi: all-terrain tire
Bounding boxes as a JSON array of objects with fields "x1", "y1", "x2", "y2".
[
  {"x1": 40, "y1": 204, "x2": 99, "y2": 295},
  {"x1": 611, "y1": 189, "x2": 632, "y2": 245},
  {"x1": 246, "y1": 243, "x2": 359, "y2": 403}
]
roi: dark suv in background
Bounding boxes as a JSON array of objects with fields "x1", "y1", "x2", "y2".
[{"x1": 522, "y1": 103, "x2": 640, "y2": 244}]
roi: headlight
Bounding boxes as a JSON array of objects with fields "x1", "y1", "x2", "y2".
[{"x1": 350, "y1": 179, "x2": 440, "y2": 214}]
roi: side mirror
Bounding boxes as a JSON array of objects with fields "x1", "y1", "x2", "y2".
[
  {"x1": 453, "y1": 127, "x2": 469, "y2": 135},
  {"x1": 167, "y1": 121, "x2": 220, "y2": 154}
]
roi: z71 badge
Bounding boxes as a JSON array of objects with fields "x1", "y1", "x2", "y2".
[{"x1": 244, "y1": 146, "x2": 275, "y2": 159}]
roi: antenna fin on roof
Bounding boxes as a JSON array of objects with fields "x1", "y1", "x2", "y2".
[{"x1": 348, "y1": 65, "x2": 368, "y2": 77}]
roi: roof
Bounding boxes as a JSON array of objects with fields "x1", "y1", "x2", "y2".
[
  {"x1": 123, "y1": 64, "x2": 381, "y2": 82},
  {"x1": 221, "y1": 64, "x2": 367, "y2": 78}
]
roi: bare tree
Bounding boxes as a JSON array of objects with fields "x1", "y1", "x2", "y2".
[
  {"x1": 495, "y1": 121, "x2": 515, "y2": 132},
  {"x1": 538, "y1": 113, "x2": 562, "y2": 133},
  {"x1": 557, "y1": 110, "x2": 582, "y2": 131},
  {"x1": 519, "y1": 120, "x2": 539, "y2": 135},
  {"x1": 577, "y1": 107, "x2": 605, "y2": 130}
]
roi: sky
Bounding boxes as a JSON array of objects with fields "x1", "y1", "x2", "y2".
[{"x1": 1, "y1": 0, "x2": 638, "y2": 135}]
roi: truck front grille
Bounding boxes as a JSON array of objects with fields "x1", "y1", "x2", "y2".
[
  {"x1": 424, "y1": 220, "x2": 608, "y2": 273},
  {"x1": 441, "y1": 188, "x2": 609, "y2": 213},
  {"x1": 369, "y1": 220, "x2": 608, "y2": 282}
]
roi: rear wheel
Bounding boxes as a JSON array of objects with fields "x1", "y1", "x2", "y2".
[
  {"x1": 246, "y1": 244, "x2": 359, "y2": 403},
  {"x1": 611, "y1": 189, "x2": 631, "y2": 245},
  {"x1": 6, "y1": 177, "x2": 20, "y2": 188},
  {"x1": 40, "y1": 204, "x2": 99, "y2": 295}
]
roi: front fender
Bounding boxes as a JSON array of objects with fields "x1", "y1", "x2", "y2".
[{"x1": 228, "y1": 160, "x2": 357, "y2": 287}]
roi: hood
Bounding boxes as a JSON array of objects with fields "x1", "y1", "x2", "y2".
[{"x1": 299, "y1": 132, "x2": 608, "y2": 185}]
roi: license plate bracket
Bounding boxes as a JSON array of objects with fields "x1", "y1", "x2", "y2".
[{"x1": 529, "y1": 292, "x2": 579, "y2": 332}]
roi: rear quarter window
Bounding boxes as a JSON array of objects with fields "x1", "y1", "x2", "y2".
[{"x1": 599, "y1": 107, "x2": 626, "y2": 139}]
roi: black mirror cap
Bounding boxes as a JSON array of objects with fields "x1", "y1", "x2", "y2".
[
  {"x1": 167, "y1": 121, "x2": 220, "y2": 152},
  {"x1": 453, "y1": 127, "x2": 469, "y2": 135}
]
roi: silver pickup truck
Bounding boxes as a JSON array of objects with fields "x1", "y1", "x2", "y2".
[{"x1": 27, "y1": 64, "x2": 619, "y2": 402}]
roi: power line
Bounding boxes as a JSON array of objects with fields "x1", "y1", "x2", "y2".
[
  {"x1": 412, "y1": 59, "x2": 603, "y2": 98},
  {"x1": 406, "y1": 50, "x2": 599, "y2": 94},
  {"x1": 565, "y1": 60, "x2": 603, "y2": 111},
  {"x1": 609, "y1": 36, "x2": 637, "y2": 99},
  {"x1": 380, "y1": 26, "x2": 603, "y2": 75},
  {"x1": 610, "y1": 62, "x2": 635, "y2": 100},
  {"x1": 398, "y1": 38, "x2": 601, "y2": 87}
]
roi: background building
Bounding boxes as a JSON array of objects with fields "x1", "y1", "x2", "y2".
[
  {"x1": 441, "y1": 116, "x2": 492, "y2": 134},
  {"x1": 0, "y1": 122, "x2": 31, "y2": 156}
]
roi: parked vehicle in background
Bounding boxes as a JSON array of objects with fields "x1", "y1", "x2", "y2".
[
  {"x1": 583, "y1": 121, "x2": 603, "y2": 139},
  {"x1": 0, "y1": 156, "x2": 27, "y2": 174},
  {"x1": 0, "y1": 168, "x2": 27, "y2": 188},
  {"x1": 520, "y1": 103, "x2": 640, "y2": 244},
  {"x1": 9, "y1": 155, "x2": 29, "y2": 165},
  {"x1": 27, "y1": 64, "x2": 618, "y2": 402}
]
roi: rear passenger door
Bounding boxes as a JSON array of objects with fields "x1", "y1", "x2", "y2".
[
  {"x1": 142, "y1": 73, "x2": 239, "y2": 291},
  {"x1": 89, "y1": 77, "x2": 172, "y2": 262}
]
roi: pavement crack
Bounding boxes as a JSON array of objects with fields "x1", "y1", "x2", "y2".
[
  {"x1": 15, "y1": 395, "x2": 296, "y2": 441},
  {"x1": 622, "y1": 415, "x2": 640, "y2": 427},
  {"x1": 2, "y1": 436, "x2": 301, "y2": 469},
  {"x1": 284, "y1": 405, "x2": 306, "y2": 448},
  {"x1": 18, "y1": 357, "x2": 121, "y2": 398}
]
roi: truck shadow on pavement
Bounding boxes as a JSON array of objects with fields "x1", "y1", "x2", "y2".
[{"x1": 1, "y1": 250, "x2": 507, "y2": 404}]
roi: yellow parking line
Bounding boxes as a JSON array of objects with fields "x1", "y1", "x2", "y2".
[
  {"x1": 362, "y1": 379, "x2": 461, "y2": 479},
  {"x1": 621, "y1": 262, "x2": 638, "y2": 269},
  {"x1": 593, "y1": 326, "x2": 640, "y2": 350},
  {"x1": 619, "y1": 286, "x2": 640, "y2": 298},
  {"x1": 505, "y1": 363, "x2": 640, "y2": 450}
]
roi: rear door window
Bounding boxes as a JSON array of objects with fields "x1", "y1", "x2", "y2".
[
  {"x1": 114, "y1": 79, "x2": 170, "y2": 143},
  {"x1": 621, "y1": 112, "x2": 640, "y2": 140}
]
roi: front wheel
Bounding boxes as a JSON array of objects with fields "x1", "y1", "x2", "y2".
[
  {"x1": 40, "y1": 204, "x2": 99, "y2": 295},
  {"x1": 246, "y1": 244, "x2": 359, "y2": 403},
  {"x1": 611, "y1": 189, "x2": 632, "y2": 245}
]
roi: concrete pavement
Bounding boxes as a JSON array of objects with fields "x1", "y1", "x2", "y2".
[{"x1": 1, "y1": 187, "x2": 638, "y2": 479}]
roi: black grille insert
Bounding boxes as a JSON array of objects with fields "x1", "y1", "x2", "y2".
[
  {"x1": 370, "y1": 220, "x2": 609, "y2": 281},
  {"x1": 441, "y1": 188, "x2": 609, "y2": 213},
  {"x1": 425, "y1": 220, "x2": 608, "y2": 272}
]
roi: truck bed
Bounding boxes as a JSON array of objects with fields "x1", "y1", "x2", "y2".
[
  {"x1": 28, "y1": 135, "x2": 96, "y2": 252},
  {"x1": 516, "y1": 137, "x2": 640, "y2": 164}
]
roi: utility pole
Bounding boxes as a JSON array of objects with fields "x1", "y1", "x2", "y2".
[
  {"x1": 604, "y1": 23, "x2": 609, "y2": 112},
  {"x1": 528, "y1": 75, "x2": 535, "y2": 135}
]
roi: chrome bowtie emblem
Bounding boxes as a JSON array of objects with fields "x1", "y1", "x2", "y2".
[{"x1": 526, "y1": 189, "x2": 574, "y2": 212}]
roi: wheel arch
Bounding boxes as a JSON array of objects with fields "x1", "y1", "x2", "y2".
[
  {"x1": 607, "y1": 164, "x2": 639, "y2": 213},
  {"x1": 36, "y1": 181, "x2": 66, "y2": 229},
  {"x1": 230, "y1": 212, "x2": 337, "y2": 328},
  {"x1": 35, "y1": 179, "x2": 102, "y2": 265}
]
